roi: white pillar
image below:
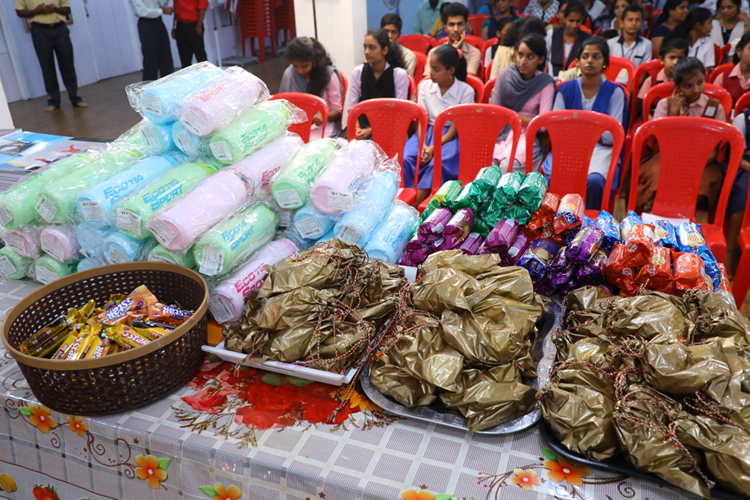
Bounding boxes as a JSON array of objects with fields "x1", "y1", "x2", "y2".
[{"x1": 0, "y1": 77, "x2": 13, "y2": 129}]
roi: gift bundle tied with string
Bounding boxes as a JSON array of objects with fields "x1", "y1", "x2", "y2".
[{"x1": 539, "y1": 285, "x2": 750, "y2": 499}]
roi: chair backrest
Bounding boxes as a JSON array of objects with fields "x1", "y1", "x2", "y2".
[
  {"x1": 347, "y1": 99, "x2": 429, "y2": 178},
  {"x1": 408, "y1": 75, "x2": 416, "y2": 100},
  {"x1": 594, "y1": 28, "x2": 602, "y2": 36},
  {"x1": 485, "y1": 64, "x2": 493, "y2": 81},
  {"x1": 525, "y1": 110, "x2": 625, "y2": 212},
  {"x1": 431, "y1": 104, "x2": 522, "y2": 191},
  {"x1": 340, "y1": 71, "x2": 348, "y2": 111},
  {"x1": 468, "y1": 14, "x2": 491, "y2": 36},
  {"x1": 439, "y1": 34, "x2": 484, "y2": 52},
  {"x1": 399, "y1": 34, "x2": 438, "y2": 54},
  {"x1": 580, "y1": 24, "x2": 593, "y2": 34},
  {"x1": 628, "y1": 116, "x2": 744, "y2": 221},
  {"x1": 270, "y1": 92, "x2": 327, "y2": 143},
  {"x1": 466, "y1": 75, "x2": 485, "y2": 103},
  {"x1": 721, "y1": 43, "x2": 732, "y2": 63},
  {"x1": 709, "y1": 62, "x2": 733, "y2": 83},
  {"x1": 735, "y1": 89, "x2": 750, "y2": 116},
  {"x1": 603, "y1": 56, "x2": 636, "y2": 96},
  {"x1": 629, "y1": 59, "x2": 663, "y2": 129},
  {"x1": 642, "y1": 82, "x2": 733, "y2": 123},
  {"x1": 481, "y1": 37, "x2": 499, "y2": 69},
  {"x1": 482, "y1": 77, "x2": 496, "y2": 104},
  {"x1": 414, "y1": 51, "x2": 428, "y2": 80}
]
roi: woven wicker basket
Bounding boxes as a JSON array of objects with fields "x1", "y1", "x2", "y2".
[{"x1": 1, "y1": 262, "x2": 208, "y2": 416}]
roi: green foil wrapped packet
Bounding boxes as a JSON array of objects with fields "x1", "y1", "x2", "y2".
[
  {"x1": 493, "y1": 172, "x2": 523, "y2": 209},
  {"x1": 517, "y1": 171, "x2": 548, "y2": 211}
]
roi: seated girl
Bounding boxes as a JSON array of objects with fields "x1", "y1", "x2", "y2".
[
  {"x1": 636, "y1": 37, "x2": 689, "y2": 120},
  {"x1": 346, "y1": 28, "x2": 410, "y2": 141},
  {"x1": 727, "y1": 99, "x2": 750, "y2": 275},
  {"x1": 637, "y1": 57, "x2": 726, "y2": 210},
  {"x1": 279, "y1": 37, "x2": 343, "y2": 139},
  {"x1": 594, "y1": 0, "x2": 632, "y2": 38},
  {"x1": 546, "y1": 1, "x2": 591, "y2": 77},
  {"x1": 650, "y1": 0, "x2": 690, "y2": 57},
  {"x1": 487, "y1": 18, "x2": 521, "y2": 77},
  {"x1": 481, "y1": 0, "x2": 520, "y2": 41},
  {"x1": 403, "y1": 45, "x2": 475, "y2": 204},
  {"x1": 713, "y1": 31, "x2": 750, "y2": 105},
  {"x1": 545, "y1": 36, "x2": 628, "y2": 209},
  {"x1": 664, "y1": 8, "x2": 715, "y2": 72},
  {"x1": 491, "y1": 33, "x2": 555, "y2": 172},
  {"x1": 710, "y1": 0, "x2": 748, "y2": 61}
]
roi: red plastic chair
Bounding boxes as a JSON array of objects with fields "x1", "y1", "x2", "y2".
[
  {"x1": 414, "y1": 51, "x2": 428, "y2": 79},
  {"x1": 468, "y1": 14, "x2": 491, "y2": 36},
  {"x1": 481, "y1": 37, "x2": 499, "y2": 66},
  {"x1": 347, "y1": 99, "x2": 429, "y2": 206},
  {"x1": 418, "y1": 104, "x2": 522, "y2": 212},
  {"x1": 628, "y1": 117, "x2": 743, "y2": 264},
  {"x1": 734, "y1": 89, "x2": 750, "y2": 116},
  {"x1": 270, "y1": 92, "x2": 327, "y2": 143},
  {"x1": 629, "y1": 59, "x2": 664, "y2": 130},
  {"x1": 714, "y1": 43, "x2": 732, "y2": 66},
  {"x1": 466, "y1": 75, "x2": 485, "y2": 103},
  {"x1": 399, "y1": 34, "x2": 438, "y2": 54},
  {"x1": 580, "y1": 24, "x2": 593, "y2": 34},
  {"x1": 642, "y1": 82, "x2": 733, "y2": 123},
  {"x1": 733, "y1": 194, "x2": 750, "y2": 305},
  {"x1": 340, "y1": 72, "x2": 348, "y2": 111},
  {"x1": 603, "y1": 56, "x2": 636, "y2": 96},
  {"x1": 525, "y1": 110, "x2": 625, "y2": 215},
  {"x1": 482, "y1": 77, "x2": 496, "y2": 104},
  {"x1": 408, "y1": 75, "x2": 416, "y2": 100},
  {"x1": 594, "y1": 28, "x2": 603, "y2": 36},
  {"x1": 709, "y1": 62, "x2": 734, "y2": 84}
]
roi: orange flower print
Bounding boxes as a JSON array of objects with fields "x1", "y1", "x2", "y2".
[
  {"x1": 67, "y1": 416, "x2": 87, "y2": 437},
  {"x1": 135, "y1": 455, "x2": 168, "y2": 489},
  {"x1": 510, "y1": 469, "x2": 542, "y2": 491},
  {"x1": 212, "y1": 483, "x2": 241, "y2": 500},
  {"x1": 401, "y1": 490, "x2": 434, "y2": 500},
  {"x1": 329, "y1": 389, "x2": 382, "y2": 412},
  {"x1": 28, "y1": 404, "x2": 57, "y2": 434},
  {"x1": 545, "y1": 458, "x2": 589, "y2": 486}
]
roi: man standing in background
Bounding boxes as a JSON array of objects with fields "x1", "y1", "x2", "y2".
[
  {"x1": 130, "y1": 0, "x2": 175, "y2": 81},
  {"x1": 14, "y1": 0, "x2": 88, "y2": 112},
  {"x1": 172, "y1": 0, "x2": 208, "y2": 68},
  {"x1": 413, "y1": 0, "x2": 443, "y2": 35}
]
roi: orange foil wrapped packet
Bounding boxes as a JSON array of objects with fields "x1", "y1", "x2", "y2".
[{"x1": 672, "y1": 252, "x2": 712, "y2": 292}]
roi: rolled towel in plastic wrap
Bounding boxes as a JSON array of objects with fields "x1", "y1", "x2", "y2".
[
  {"x1": 193, "y1": 204, "x2": 277, "y2": 276},
  {"x1": 116, "y1": 161, "x2": 219, "y2": 240},
  {"x1": 180, "y1": 67, "x2": 268, "y2": 136},
  {"x1": 208, "y1": 238, "x2": 298, "y2": 324},
  {"x1": 333, "y1": 170, "x2": 400, "y2": 246},
  {"x1": 35, "y1": 255, "x2": 76, "y2": 285},
  {"x1": 232, "y1": 134, "x2": 304, "y2": 198},
  {"x1": 293, "y1": 203, "x2": 337, "y2": 240},
  {"x1": 37, "y1": 146, "x2": 143, "y2": 224},
  {"x1": 76, "y1": 222, "x2": 115, "y2": 260},
  {"x1": 77, "y1": 154, "x2": 181, "y2": 228},
  {"x1": 148, "y1": 243, "x2": 196, "y2": 268},
  {"x1": 77, "y1": 257, "x2": 105, "y2": 273},
  {"x1": 172, "y1": 121, "x2": 210, "y2": 156},
  {"x1": 137, "y1": 62, "x2": 225, "y2": 123},
  {"x1": 5, "y1": 226, "x2": 42, "y2": 259},
  {"x1": 0, "y1": 247, "x2": 33, "y2": 280},
  {"x1": 310, "y1": 141, "x2": 381, "y2": 214},
  {"x1": 209, "y1": 100, "x2": 298, "y2": 164},
  {"x1": 40, "y1": 225, "x2": 81, "y2": 263},
  {"x1": 102, "y1": 231, "x2": 155, "y2": 264},
  {"x1": 271, "y1": 139, "x2": 338, "y2": 209},
  {"x1": 364, "y1": 201, "x2": 420, "y2": 263},
  {"x1": 140, "y1": 120, "x2": 177, "y2": 155},
  {"x1": 149, "y1": 169, "x2": 254, "y2": 251}
]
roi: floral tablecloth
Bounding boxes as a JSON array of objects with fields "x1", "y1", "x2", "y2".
[{"x1": 0, "y1": 278, "x2": 697, "y2": 500}]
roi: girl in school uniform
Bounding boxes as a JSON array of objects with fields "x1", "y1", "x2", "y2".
[
  {"x1": 726, "y1": 98, "x2": 750, "y2": 275},
  {"x1": 346, "y1": 28, "x2": 410, "y2": 141},
  {"x1": 403, "y1": 45, "x2": 476, "y2": 204},
  {"x1": 546, "y1": 1, "x2": 591, "y2": 77},
  {"x1": 710, "y1": 0, "x2": 748, "y2": 60},
  {"x1": 636, "y1": 37, "x2": 689, "y2": 120},
  {"x1": 545, "y1": 36, "x2": 628, "y2": 209},
  {"x1": 713, "y1": 31, "x2": 750, "y2": 105},
  {"x1": 650, "y1": 0, "x2": 690, "y2": 57},
  {"x1": 665, "y1": 8, "x2": 716, "y2": 71},
  {"x1": 491, "y1": 33, "x2": 556, "y2": 172},
  {"x1": 278, "y1": 37, "x2": 344, "y2": 139}
]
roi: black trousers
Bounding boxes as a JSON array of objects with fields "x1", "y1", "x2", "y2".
[
  {"x1": 175, "y1": 21, "x2": 207, "y2": 69},
  {"x1": 137, "y1": 17, "x2": 174, "y2": 81},
  {"x1": 30, "y1": 22, "x2": 81, "y2": 107}
]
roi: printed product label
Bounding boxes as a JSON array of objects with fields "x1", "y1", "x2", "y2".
[
  {"x1": 174, "y1": 129, "x2": 198, "y2": 155},
  {"x1": 147, "y1": 217, "x2": 177, "y2": 246},
  {"x1": 210, "y1": 141, "x2": 232, "y2": 161},
  {"x1": 35, "y1": 195, "x2": 57, "y2": 223},
  {"x1": 199, "y1": 246, "x2": 225, "y2": 276},
  {"x1": 6, "y1": 233, "x2": 25, "y2": 255},
  {"x1": 295, "y1": 217, "x2": 324, "y2": 239},
  {"x1": 0, "y1": 206, "x2": 12, "y2": 226},
  {"x1": 181, "y1": 108, "x2": 210, "y2": 136},
  {"x1": 140, "y1": 124, "x2": 161, "y2": 150},
  {"x1": 108, "y1": 246, "x2": 132, "y2": 264},
  {"x1": 0, "y1": 256, "x2": 17, "y2": 277},
  {"x1": 278, "y1": 211, "x2": 291, "y2": 229},
  {"x1": 148, "y1": 253, "x2": 174, "y2": 264},
  {"x1": 327, "y1": 191, "x2": 354, "y2": 211},
  {"x1": 209, "y1": 295, "x2": 233, "y2": 324},
  {"x1": 141, "y1": 94, "x2": 163, "y2": 116},
  {"x1": 36, "y1": 266, "x2": 59, "y2": 285},
  {"x1": 41, "y1": 237, "x2": 65, "y2": 262},
  {"x1": 80, "y1": 200, "x2": 107, "y2": 222},
  {"x1": 117, "y1": 209, "x2": 142, "y2": 236},
  {"x1": 274, "y1": 189, "x2": 302, "y2": 209},
  {"x1": 337, "y1": 223, "x2": 363, "y2": 245}
]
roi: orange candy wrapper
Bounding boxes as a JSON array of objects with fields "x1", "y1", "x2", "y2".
[
  {"x1": 672, "y1": 252, "x2": 713, "y2": 293},
  {"x1": 620, "y1": 224, "x2": 656, "y2": 268},
  {"x1": 147, "y1": 302, "x2": 192, "y2": 327},
  {"x1": 605, "y1": 244, "x2": 638, "y2": 295},
  {"x1": 553, "y1": 194, "x2": 584, "y2": 234},
  {"x1": 99, "y1": 285, "x2": 157, "y2": 326},
  {"x1": 527, "y1": 192, "x2": 560, "y2": 232},
  {"x1": 635, "y1": 246, "x2": 673, "y2": 293}
]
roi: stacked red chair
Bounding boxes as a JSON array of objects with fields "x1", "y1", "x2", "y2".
[
  {"x1": 237, "y1": 0, "x2": 275, "y2": 62},
  {"x1": 273, "y1": 0, "x2": 296, "y2": 47}
]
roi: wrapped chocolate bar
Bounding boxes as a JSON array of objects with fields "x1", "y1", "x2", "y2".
[
  {"x1": 519, "y1": 238, "x2": 559, "y2": 281},
  {"x1": 677, "y1": 222, "x2": 721, "y2": 289},
  {"x1": 672, "y1": 252, "x2": 713, "y2": 292},
  {"x1": 621, "y1": 224, "x2": 656, "y2": 268},
  {"x1": 417, "y1": 207, "x2": 452, "y2": 243},
  {"x1": 635, "y1": 246, "x2": 672, "y2": 292},
  {"x1": 452, "y1": 166, "x2": 500, "y2": 210},
  {"x1": 485, "y1": 219, "x2": 519, "y2": 254},
  {"x1": 492, "y1": 171, "x2": 523, "y2": 208},
  {"x1": 542, "y1": 246, "x2": 578, "y2": 294},
  {"x1": 517, "y1": 172, "x2": 548, "y2": 210},
  {"x1": 527, "y1": 192, "x2": 560, "y2": 232},
  {"x1": 653, "y1": 220, "x2": 678, "y2": 248},
  {"x1": 604, "y1": 244, "x2": 637, "y2": 295},
  {"x1": 566, "y1": 215, "x2": 593, "y2": 245},
  {"x1": 403, "y1": 234, "x2": 431, "y2": 266},
  {"x1": 553, "y1": 194, "x2": 584, "y2": 234},
  {"x1": 575, "y1": 249, "x2": 607, "y2": 287},
  {"x1": 459, "y1": 232, "x2": 483, "y2": 255},
  {"x1": 443, "y1": 208, "x2": 474, "y2": 249},
  {"x1": 433, "y1": 180, "x2": 462, "y2": 205},
  {"x1": 504, "y1": 232, "x2": 530, "y2": 265},
  {"x1": 594, "y1": 211, "x2": 620, "y2": 250},
  {"x1": 450, "y1": 182, "x2": 474, "y2": 209},
  {"x1": 567, "y1": 225, "x2": 604, "y2": 264},
  {"x1": 620, "y1": 211, "x2": 643, "y2": 240}
]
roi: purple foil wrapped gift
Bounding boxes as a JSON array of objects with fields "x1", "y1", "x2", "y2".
[
  {"x1": 486, "y1": 219, "x2": 520, "y2": 254},
  {"x1": 567, "y1": 225, "x2": 604, "y2": 264},
  {"x1": 443, "y1": 208, "x2": 475, "y2": 249},
  {"x1": 417, "y1": 207, "x2": 452, "y2": 243},
  {"x1": 575, "y1": 249, "x2": 608, "y2": 286},
  {"x1": 545, "y1": 246, "x2": 578, "y2": 292},
  {"x1": 503, "y1": 232, "x2": 530, "y2": 265},
  {"x1": 459, "y1": 232, "x2": 483, "y2": 255}
]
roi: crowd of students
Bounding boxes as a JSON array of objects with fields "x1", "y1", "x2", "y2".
[{"x1": 274, "y1": 0, "x2": 750, "y2": 276}]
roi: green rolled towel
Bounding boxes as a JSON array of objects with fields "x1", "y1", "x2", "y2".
[
  {"x1": 0, "y1": 247, "x2": 33, "y2": 280},
  {"x1": 209, "y1": 100, "x2": 294, "y2": 164},
  {"x1": 34, "y1": 255, "x2": 77, "y2": 285},
  {"x1": 148, "y1": 243, "x2": 197, "y2": 268},
  {"x1": 0, "y1": 151, "x2": 99, "y2": 230},
  {"x1": 192, "y1": 204, "x2": 277, "y2": 276},
  {"x1": 116, "y1": 162, "x2": 219, "y2": 239},
  {"x1": 36, "y1": 146, "x2": 143, "y2": 224},
  {"x1": 271, "y1": 139, "x2": 338, "y2": 209}
]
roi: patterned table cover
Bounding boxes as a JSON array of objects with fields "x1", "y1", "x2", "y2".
[{"x1": 0, "y1": 279, "x2": 696, "y2": 500}]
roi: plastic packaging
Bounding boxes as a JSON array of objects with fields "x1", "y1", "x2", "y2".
[
  {"x1": 4, "y1": 225, "x2": 43, "y2": 259},
  {"x1": 485, "y1": 219, "x2": 519, "y2": 254},
  {"x1": 293, "y1": 203, "x2": 337, "y2": 240},
  {"x1": 192, "y1": 203, "x2": 277, "y2": 277},
  {"x1": 115, "y1": 161, "x2": 219, "y2": 239},
  {"x1": 332, "y1": 170, "x2": 399, "y2": 246},
  {"x1": 519, "y1": 238, "x2": 560, "y2": 281},
  {"x1": 363, "y1": 201, "x2": 419, "y2": 263},
  {"x1": 553, "y1": 193, "x2": 584, "y2": 234},
  {"x1": 140, "y1": 120, "x2": 177, "y2": 155},
  {"x1": 232, "y1": 133, "x2": 304, "y2": 199},
  {"x1": 77, "y1": 154, "x2": 182, "y2": 228},
  {"x1": 594, "y1": 211, "x2": 620, "y2": 250},
  {"x1": 148, "y1": 244, "x2": 196, "y2": 268},
  {"x1": 271, "y1": 138, "x2": 338, "y2": 209},
  {"x1": 102, "y1": 231, "x2": 156, "y2": 264},
  {"x1": 208, "y1": 239, "x2": 298, "y2": 324},
  {"x1": 568, "y1": 225, "x2": 604, "y2": 264},
  {"x1": 40, "y1": 225, "x2": 82, "y2": 263},
  {"x1": 0, "y1": 247, "x2": 33, "y2": 280},
  {"x1": 171, "y1": 121, "x2": 210, "y2": 157},
  {"x1": 77, "y1": 257, "x2": 105, "y2": 273},
  {"x1": 517, "y1": 172, "x2": 548, "y2": 210},
  {"x1": 76, "y1": 222, "x2": 116, "y2": 260},
  {"x1": 442, "y1": 207, "x2": 475, "y2": 249},
  {"x1": 209, "y1": 100, "x2": 305, "y2": 164},
  {"x1": 34, "y1": 255, "x2": 76, "y2": 285},
  {"x1": 459, "y1": 232, "x2": 483, "y2": 255},
  {"x1": 128, "y1": 62, "x2": 225, "y2": 124},
  {"x1": 148, "y1": 168, "x2": 254, "y2": 251},
  {"x1": 310, "y1": 141, "x2": 384, "y2": 214},
  {"x1": 180, "y1": 66, "x2": 270, "y2": 137}
]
